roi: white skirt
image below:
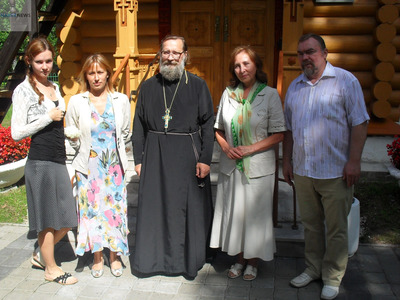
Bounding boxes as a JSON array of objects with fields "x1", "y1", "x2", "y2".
[{"x1": 210, "y1": 169, "x2": 276, "y2": 261}]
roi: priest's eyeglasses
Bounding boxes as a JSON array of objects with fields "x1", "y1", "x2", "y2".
[{"x1": 161, "y1": 50, "x2": 184, "y2": 59}]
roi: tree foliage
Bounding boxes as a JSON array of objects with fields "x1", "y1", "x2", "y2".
[{"x1": 0, "y1": 0, "x2": 59, "y2": 76}]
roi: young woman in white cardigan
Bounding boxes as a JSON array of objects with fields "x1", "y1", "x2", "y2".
[{"x1": 12, "y1": 36, "x2": 78, "y2": 285}]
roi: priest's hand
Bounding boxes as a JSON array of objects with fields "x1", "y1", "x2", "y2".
[
  {"x1": 196, "y1": 162, "x2": 210, "y2": 179},
  {"x1": 135, "y1": 164, "x2": 142, "y2": 177}
]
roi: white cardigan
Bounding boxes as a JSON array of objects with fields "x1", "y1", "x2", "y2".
[
  {"x1": 11, "y1": 76, "x2": 64, "y2": 141},
  {"x1": 65, "y1": 91, "x2": 131, "y2": 175}
]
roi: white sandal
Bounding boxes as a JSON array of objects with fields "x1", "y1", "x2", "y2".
[
  {"x1": 243, "y1": 265, "x2": 257, "y2": 281},
  {"x1": 227, "y1": 263, "x2": 244, "y2": 279}
]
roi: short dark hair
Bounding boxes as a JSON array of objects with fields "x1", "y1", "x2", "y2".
[
  {"x1": 159, "y1": 35, "x2": 189, "y2": 65},
  {"x1": 299, "y1": 33, "x2": 326, "y2": 51},
  {"x1": 160, "y1": 35, "x2": 188, "y2": 52}
]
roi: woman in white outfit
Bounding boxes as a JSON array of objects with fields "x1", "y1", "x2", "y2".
[{"x1": 210, "y1": 46, "x2": 286, "y2": 280}]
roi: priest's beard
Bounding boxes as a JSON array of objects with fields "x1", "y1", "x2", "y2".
[{"x1": 160, "y1": 59, "x2": 185, "y2": 81}]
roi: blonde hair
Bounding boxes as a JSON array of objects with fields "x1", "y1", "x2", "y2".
[
  {"x1": 78, "y1": 53, "x2": 114, "y2": 93},
  {"x1": 24, "y1": 36, "x2": 55, "y2": 104}
]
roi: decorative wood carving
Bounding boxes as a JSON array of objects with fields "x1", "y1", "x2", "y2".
[
  {"x1": 185, "y1": 18, "x2": 207, "y2": 42},
  {"x1": 114, "y1": 0, "x2": 138, "y2": 27},
  {"x1": 287, "y1": 0, "x2": 303, "y2": 22},
  {"x1": 237, "y1": 18, "x2": 259, "y2": 41}
]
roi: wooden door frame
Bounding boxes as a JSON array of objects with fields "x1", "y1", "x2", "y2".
[
  {"x1": 273, "y1": 0, "x2": 283, "y2": 89},
  {"x1": 158, "y1": 0, "x2": 283, "y2": 88},
  {"x1": 159, "y1": 0, "x2": 172, "y2": 43}
]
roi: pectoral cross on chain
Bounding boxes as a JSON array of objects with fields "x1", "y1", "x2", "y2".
[{"x1": 162, "y1": 108, "x2": 172, "y2": 132}]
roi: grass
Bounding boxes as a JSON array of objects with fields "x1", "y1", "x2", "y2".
[
  {"x1": 1, "y1": 107, "x2": 25, "y2": 223},
  {"x1": 355, "y1": 176, "x2": 400, "y2": 245},
  {"x1": 2, "y1": 104, "x2": 12, "y2": 128},
  {"x1": 0, "y1": 182, "x2": 27, "y2": 223}
]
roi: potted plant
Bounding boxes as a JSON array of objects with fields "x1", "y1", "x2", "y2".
[
  {"x1": 386, "y1": 135, "x2": 400, "y2": 186},
  {"x1": 0, "y1": 124, "x2": 31, "y2": 189}
]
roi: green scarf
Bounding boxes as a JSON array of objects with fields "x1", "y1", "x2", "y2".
[{"x1": 228, "y1": 81, "x2": 266, "y2": 181}]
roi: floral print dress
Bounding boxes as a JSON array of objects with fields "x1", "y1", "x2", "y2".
[{"x1": 75, "y1": 96, "x2": 129, "y2": 256}]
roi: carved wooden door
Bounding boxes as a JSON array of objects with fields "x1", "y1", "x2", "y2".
[{"x1": 172, "y1": 0, "x2": 276, "y2": 112}]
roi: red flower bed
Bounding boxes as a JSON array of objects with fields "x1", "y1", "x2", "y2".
[
  {"x1": 387, "y1": 135, "x2": 400, "y2": 170},
  {"x1": 0, "y1": 125, "x2": 31, "y2": 166}
]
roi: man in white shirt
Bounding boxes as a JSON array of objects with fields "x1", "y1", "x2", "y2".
[{"x1": 283, "y1": 33, "x2": 369, "y2": 300}]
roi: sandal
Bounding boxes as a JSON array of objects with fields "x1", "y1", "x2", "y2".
[
  {"x1": 91, "y1": 268, "x2": 104, "y2": 278},
  {"x1": 110, "y1": 253, "x2": 123, "y2": 277},
  {"x1": 31, "y1": 252, "x2": 45, "y2": 270},
  {"x1": 91, "y1": 254, "x2": 104, "y2": 278},
  {"x1": 110, "y1": 258, "x2": 123, "y2": 277},
  {"x1": 111, "y1": 267, "x2": 123, "y2": 277},
  {"x1": 228, "y1": 263, "x2": 244, "y2": 279},
  {"x1": 45, "y1": 272, "x2": 78, "y2": 285},
  {"x1": 243, "y1": 265, "x2": 257, "y2": 281},
  {"x1": 91, "y1": 262, "x2": 104, "y2": 278}
]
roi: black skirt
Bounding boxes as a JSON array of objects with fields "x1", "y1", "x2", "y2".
[{"x1": 25, "y1": 159, "x2": 77, "y2": 236}]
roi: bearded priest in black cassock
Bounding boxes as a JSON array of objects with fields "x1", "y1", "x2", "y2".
[{"x1": 131, "y1": 35, "x2": 215, "y2": 279}]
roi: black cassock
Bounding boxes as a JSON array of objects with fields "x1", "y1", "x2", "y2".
[{"x1": 132, "y1": 71, "x2": 214, "y2": 278}]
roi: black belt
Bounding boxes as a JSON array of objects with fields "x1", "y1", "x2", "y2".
[{"x1": 148, "y1": 129, "x2": 201, "y2": 161}]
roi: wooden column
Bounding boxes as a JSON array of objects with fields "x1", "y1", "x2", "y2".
[
  {"x1": 281, "y1": 0, "x2": 304, "y2": 101},
  {"x1": 114, "y1": 0, "x2": 139, "y2": 57},
  {"x1": 114, "y1": 0, "x2": 141, "y2": 120},
  {"x1": 274, "y1": 0, "x2": 304, "y2": 227},
  {"x1": 58, "y1": 10, "x2": 83, "y2": 105}
]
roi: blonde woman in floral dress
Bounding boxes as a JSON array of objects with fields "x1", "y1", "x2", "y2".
[{"x1": 65, "y1": 54, "x2": 130, "y2": 278}]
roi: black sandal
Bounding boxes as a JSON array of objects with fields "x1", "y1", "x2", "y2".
[{"x1": 46, "y1": 272, "x2": 78, "y2": 285}]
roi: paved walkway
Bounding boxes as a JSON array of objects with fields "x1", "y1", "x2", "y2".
[{"x1": 0, "y1": 223, "x2": 399, "y2": 300}]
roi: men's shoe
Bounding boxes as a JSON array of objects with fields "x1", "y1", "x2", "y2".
[
  {"x1": 321, "y1": 285, "x2": 339, "y2": 300},
  {"x1": 290, "y1": 272, "x2": 315, "y2": 288}
]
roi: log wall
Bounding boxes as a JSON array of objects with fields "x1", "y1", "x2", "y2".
[
  {"x1": 57, "y1": 0, "x2": 160, "y2": 105},
  {"x1": 138, "y1": 0, "x2": 159, "y2": 53},
  {"x1": 57, "y1": 0, "x2": 84, "y2": 103},
  {"x1": 56, "y1": 0, "x2": 400, "y2": 131},
  {"x1": 303, "y1": 0, "x2": 400, "y2": 123}
]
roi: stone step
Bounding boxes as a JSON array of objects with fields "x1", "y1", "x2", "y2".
[
  {"x1": 65, "y1": 137, "x2": 391, "y2": 246},
  {"x1": 123, "y1": 141, "x2": 298, "y2": 224}
]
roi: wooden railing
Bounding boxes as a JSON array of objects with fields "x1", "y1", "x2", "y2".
[
  {"x1": 112, "y1": 52, "x2": 160, "y2": 103},
  {"x1": 112, "y1": 53, "x2": 131, "y2": 99}
]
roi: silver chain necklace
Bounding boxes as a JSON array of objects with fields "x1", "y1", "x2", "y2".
[{"x1": 162, "y1": 74, "x2": 182, "y2": 132}]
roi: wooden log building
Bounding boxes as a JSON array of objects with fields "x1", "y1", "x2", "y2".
[{"x1": 56, "y1": 0, "x2": 400, "y2": 135}]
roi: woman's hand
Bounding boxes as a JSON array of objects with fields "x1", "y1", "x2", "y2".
[
  {"x1": 236, "y1": 145, "x2": 255, "y2": 157},
  {"x1": 67, "y1": 137, "x2": 79, "y2": 142},
  {"x1": 48, "y1": 107, "x2": 64, "y2": 121},
  {"x1": 222, "y1": 146, "x2": 243, "y2": 160},
  {"x1": 216, "y1": 130, "x2": 241, "y2": 160}
]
